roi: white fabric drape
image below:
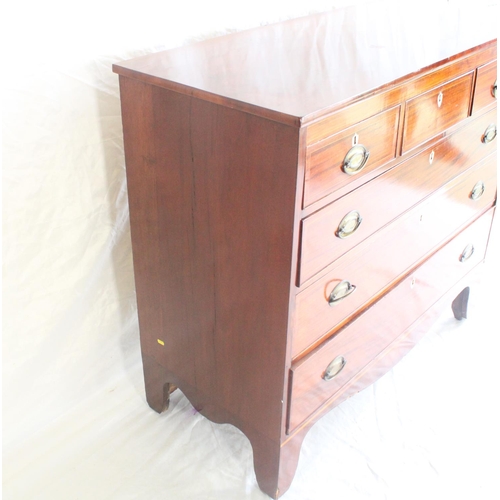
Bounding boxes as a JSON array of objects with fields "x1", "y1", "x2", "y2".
[{"x1": 3, "y1": 1, "x2": 499, "y2": 499}]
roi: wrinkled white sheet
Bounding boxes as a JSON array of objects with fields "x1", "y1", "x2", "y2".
[
  {"x1": 2, "y1": 1, "x2": 499, "y2": 499},
  {"x1": 3, "y1": 264, "x2": 500, "y2": 500}
]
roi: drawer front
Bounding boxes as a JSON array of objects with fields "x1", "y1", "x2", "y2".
[
  {"x1": 293, "y1": 154, "x2": 497, "y2": 359},
  {"x1": 472, "y1": 60, "x2": 497, "y2": 114},
  {"x1": 402, "y1": 72, "x2": 473, "y2": 153},
  {"x1": 304, "y1": 106, "x2": 400, "y2": 207},
  {"x1": 288, "y1": 208, "x2": 495, "y2": 433},
  {"x1": 298, "y1": 106, "x2": 497, "y2": 285}
]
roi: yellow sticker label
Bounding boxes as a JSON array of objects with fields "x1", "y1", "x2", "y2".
[{"x1": 157, "y1": 339, "x2": 165, "y2": 346}]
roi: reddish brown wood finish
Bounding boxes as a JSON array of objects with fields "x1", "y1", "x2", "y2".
[
  {"x1": 274, "y1": 268, "x2": 485, "y2": 495},
  {"x1": 402, "y1": 72, "x2": 474, "y2": 153},
  {"x1": 142, "y1": 356, "x2": 175, "y2": 413},
  {"x1": 119, "y1": 75, "x2": 300, "y2": 450},
  {"x1": 302, "y1": 104, "x2": 497, "y2": 218},
  {"x1": 283, "y1": 262, "x2": 487, "y2": 450},
  {"x1": 289, "y1": 208, "x2": 494, "y2": 432},
  {"x1": 113, "y1": 5, "x2": 496, "y2": 127},
  {"x1": 299, "y1": 106, "x2": 497, "y2": 284},
  {"x1": 113, "y1": 6, "x2": 497, "y2": 498},
  {"x1": 472, "y1": 60, "x2": 498, "y2": 114},
  {"x1": 293, "y1": 154, "x2": 496, "y2": 358},
  {"x1": 304, "y1": 106, "x2": 400, "y2": 207},
  {"x1": 305, "y1": 42, "x2": 496, "y2": 144}
]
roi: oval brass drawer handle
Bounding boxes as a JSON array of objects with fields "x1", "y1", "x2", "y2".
[
  {"x1": 493, "y1": 80, "x2": 497, "y2": 99},
  {"x1": 337, "y1": 210, "x2": 363, "y2": 238},
  {"x1": 328, "y1": 280, "x2": 356, "y2": 306},
  {"x1": 470, "y1": 181, "x2": 485, "y2": 201},
  {"x1": 342, "y1": 144, "x2": 370, "y2": 175},
  {"x1": 323, "y1": 355, "x2": 346, "y2": 381},
  {"x1": 482, "y1": 124, "x2": 497, "y2": 144},
  {"x1": 460, "y1": 244, "x2": 475, "y2": 263}
]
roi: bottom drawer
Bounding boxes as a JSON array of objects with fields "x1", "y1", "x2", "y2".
[{"x1": 287, "y1": 208, "x2": 494, "y2": 434}]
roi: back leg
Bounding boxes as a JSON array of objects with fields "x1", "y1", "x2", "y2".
[{"x1": 451, "y1": 286, "x2": 470, "y2": 320}]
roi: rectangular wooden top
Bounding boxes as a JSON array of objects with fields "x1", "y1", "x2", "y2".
[{"x1": 113, "y1": 1, "x2": 497, "y2": 126}]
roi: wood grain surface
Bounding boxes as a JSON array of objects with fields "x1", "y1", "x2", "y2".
[
  {"x1": 120, "y1": 76, "x2": 301, "y2": 449},
  {"x1": 114, "y1": 7, "x2": 497, "y2": 497},
  {"x1": 472, "y1": 60, "x2": 497, "y2": 114},
  {"x1": 305, "y1": 44, "x2": 496, "y2": 144},
  {"x1": 299, "y1": 106, "x2": 497, "y2": 285},
  {"x1": 289, "y1": 208, "x2": 495, "y2": 433},
  {"x1": 294, "y1": 154, "x2": 496, "y2": 358},
  {"x1": 304, "y1": 105, "x2": 400, "y2": 207},
  {"x1": 113, "y1": 4, "x2": 497, "y2": 125},
  {"x1": 402, "y1": 72, "x2": 473, "y2": 153}
]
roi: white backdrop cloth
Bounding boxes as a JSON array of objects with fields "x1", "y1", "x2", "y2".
[{"x1": 2, "y1": 1, "x2": 499, "y2": 499}]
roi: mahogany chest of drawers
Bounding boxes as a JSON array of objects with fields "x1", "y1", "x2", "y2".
[{"x1": 113, "y1": 4, "x2": 497, "y2": 497}]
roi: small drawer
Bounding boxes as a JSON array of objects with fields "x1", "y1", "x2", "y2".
[
  {"x1": 288, "y1": 208, "x2": 494, "y2": 434},
  {"x1": 402, "y1": 72, "x2": 473, "y2": 153},
  {"x1": 303, "y1": 106, "x2": 400, "y2": 207},
  {"x1": 472, "y1": 60, "x2": 497, "y2": 114},
  {"x1": 293, "y1": 154, "x2": 496, "y2": 358},
  {"x1": 298, "y1": 106, "x2": 497, "y2": 285}
]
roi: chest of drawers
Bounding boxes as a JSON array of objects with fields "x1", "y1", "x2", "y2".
[{"x1": 113, "y1": 4, "x2": 497, "y2": 497}]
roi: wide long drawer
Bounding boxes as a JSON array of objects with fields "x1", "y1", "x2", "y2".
[
  {"x1": 292, "y1": 154, "x2": 497, "y2": 358},
  {"x1": 298, "y1": 106, "x2": 497, "y2": 285},
  {"x1": 288, "y1": 207, "x2": 495, "y2": 433}
]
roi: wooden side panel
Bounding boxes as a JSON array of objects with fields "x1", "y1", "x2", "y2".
[
  {"x1": 119, "y1": 76, "x2": 300, "y2": 442},
  {"x1": 472, "y1": 60, "x2": 497, "y2": 114},
  {"x1": 402, "y1": 72, "x2": 473, "y2": 153}
]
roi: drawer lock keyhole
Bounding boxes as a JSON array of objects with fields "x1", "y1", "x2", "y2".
[{"x1": 437, "y1": 91, "x2": 444, "y2": 108}]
